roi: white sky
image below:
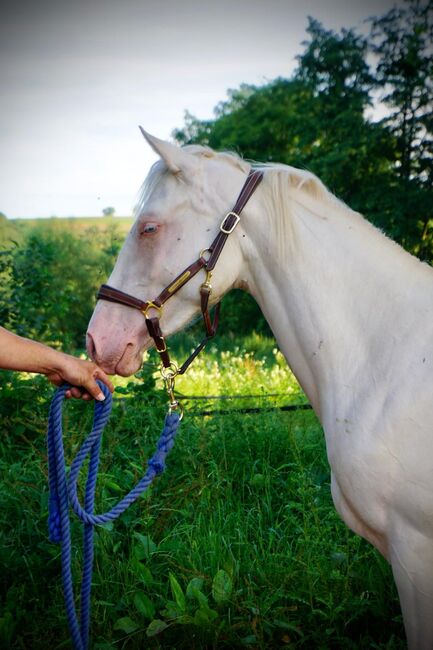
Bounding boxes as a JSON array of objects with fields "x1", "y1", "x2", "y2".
[{"x1": 0, "y1": 0, "x2": 396, "y2": 218}]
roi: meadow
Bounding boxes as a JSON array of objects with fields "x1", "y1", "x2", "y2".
[
  {"x1": 1, "y1": 335, "x2": 406, "y2": 649},
  {"x1": 1, "y1": 216, "x2": 133, "y2": 242}
]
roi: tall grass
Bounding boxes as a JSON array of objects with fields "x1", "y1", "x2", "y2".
[{"x1": 0, "y1": 337, "x2": 405, "y2": 649}]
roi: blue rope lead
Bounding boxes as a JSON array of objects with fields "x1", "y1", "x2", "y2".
[{"x1": 47, "y1": 381, "x2": 181, "y2": 650}]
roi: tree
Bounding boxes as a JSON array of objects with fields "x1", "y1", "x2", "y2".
[
  {"x1": 175, "y1": 79, "x2": 318, "y2": 165},
  {"x1": 369, "y1": 0, "x2": 433, "y2": 257},
  {"x1": 291, "y1": 17, "x2": 396, "y2": 220},
  {"x1": 102, "y1": 206, "x2": 116, "y2": 217},
  {"x1": 370, "y1": 0, "x2": 433, "y2": 183}
]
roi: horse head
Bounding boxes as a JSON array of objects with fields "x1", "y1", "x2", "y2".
[{"x1": 87, "y1": 130, "x2": 254, "y2": 376}]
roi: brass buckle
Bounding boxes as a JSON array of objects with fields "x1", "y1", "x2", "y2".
[
  {"x1": 142, "y1": 301, "x2": 163, "y2": 318},
  {"x1": 156, "y1": 337, "x2": 167, "y2": 353},
  {"x1": 220, "y1": 212, "x2": 240, "y2": 234}
]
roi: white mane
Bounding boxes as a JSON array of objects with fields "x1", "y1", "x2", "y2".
[
  {"x1": 134, "y1": 145, "x2": 420, "y2": 270},
  {"x1": 252, "y1": 160, "x2": 420, "y2": 270}
]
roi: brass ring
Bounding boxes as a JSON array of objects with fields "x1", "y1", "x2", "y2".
[
  {"x1": 160, "y1": 362, "x2": 179, "y2": 380},
  {"x1": 200, "y1": 248, "x2": 212, "y2": 261}
]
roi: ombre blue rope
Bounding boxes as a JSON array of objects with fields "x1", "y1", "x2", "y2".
[{"x1": 47, "y1": 381, "x2": 180, "y2": 650}]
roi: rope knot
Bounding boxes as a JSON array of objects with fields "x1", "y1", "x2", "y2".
[
  {"x1": 147, "y1": 412, "x2": 180, "y2": 475},
  {"x1": 148, "y1": 449, "x2": 166, "y2": 475}
]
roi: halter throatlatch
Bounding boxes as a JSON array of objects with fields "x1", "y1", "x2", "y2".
[{"x1": 97, "y1": 168, "x2": 264, "y2": 410}]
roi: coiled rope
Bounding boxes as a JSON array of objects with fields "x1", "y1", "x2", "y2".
[{"x1": 47, "y1": 381, "x2": 180, "y2": 650}]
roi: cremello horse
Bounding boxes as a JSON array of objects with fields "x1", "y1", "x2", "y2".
[{"x1": 87, "y1": 131, "x2": 433, "y2": 649}]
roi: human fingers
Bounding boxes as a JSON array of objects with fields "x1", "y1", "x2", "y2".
[
  {"x1": 94, "y1": 368, "x2": 114, "y2": 393},
  {"x1": 80, "y1": 370, "x2": 108, "y2": 401},
  {"x1": 67, "y1": 387, "x2": 84, "y2": 399}
]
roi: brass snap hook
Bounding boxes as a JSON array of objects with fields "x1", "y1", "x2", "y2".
[
  {"x1": 201, "y1": 269, "x2": 213, "y2": 291},
  {"x1": 160, "y1": 362, "x2": 183, "y2": 420}
]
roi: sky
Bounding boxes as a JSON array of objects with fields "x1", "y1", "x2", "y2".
[{"x1": 0, "y1": 0, "x2": 398, "y2": 218}]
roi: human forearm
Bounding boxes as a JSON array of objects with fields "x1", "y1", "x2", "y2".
[
  {"x1": 0, "y1": 326, "x2": 114, "y2": 400},
  {"x1": 0, "y1": 326, "x2": 67, "y2": 374}
]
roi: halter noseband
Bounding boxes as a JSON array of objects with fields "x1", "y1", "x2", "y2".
[{"x1": 97, "y1": 169, "x2": 264, "y2": 387}]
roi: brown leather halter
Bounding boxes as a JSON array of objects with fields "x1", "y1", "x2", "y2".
[{"x1": 97, "y1": 168, "x2": 264, "y2": 377}]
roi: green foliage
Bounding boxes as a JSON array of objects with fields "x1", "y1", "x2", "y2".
[
  {"x1": 0, "y1": 342, "x2": 405, "y2": 648},
  {"x1": 293, "y1": 17, "x2": 395, "y2": 220},
  {"x1": 370, "y1": 0, "x2": 433, "y2": 184},
  {"x1": 369, "y1": 0, "x2": 433, "y2": 258},
  {"x1": 0, "y1": 223, "x2": 123, "y2": 349},
  {"x1": 0, "y1": 215, "x2": 19, "y2": 249}
]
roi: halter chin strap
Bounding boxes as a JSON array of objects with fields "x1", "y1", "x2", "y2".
[{"x1": 97, "y1": 168, "x2": 264, "y2": 378}]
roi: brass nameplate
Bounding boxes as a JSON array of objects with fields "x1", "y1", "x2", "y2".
[{"x1": 167, "y1": 270, "x2": 191, "y2": 293}]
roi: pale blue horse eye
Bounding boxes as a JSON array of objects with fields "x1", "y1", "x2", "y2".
[{"x1": 143, "y1": 223, "x2": 159, "y2": 234}]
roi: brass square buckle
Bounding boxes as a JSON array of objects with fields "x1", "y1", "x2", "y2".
[{"x1": 220, "y1": 212, "x2": 240, "y2": 234}]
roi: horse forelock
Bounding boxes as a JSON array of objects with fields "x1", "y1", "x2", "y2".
[{"x1": 182, "y1": 144, "x2": 249, "y2": 170}]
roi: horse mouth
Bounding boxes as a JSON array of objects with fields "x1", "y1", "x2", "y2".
[
  {"x1": 113, "y1": 339, "x2": 152, "y2": 376},
  {"x1": 114, "y1": 355, "x2": 142, "y2": 377}
]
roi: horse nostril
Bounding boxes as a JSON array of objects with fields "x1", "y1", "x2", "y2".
[{"x1": 86, "y1": 332, "x2": 96, "y2": 361}]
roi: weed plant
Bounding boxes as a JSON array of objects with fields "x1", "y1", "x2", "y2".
[{"x1": 0, "y1": 337, "x2": 405, "y2": 649}]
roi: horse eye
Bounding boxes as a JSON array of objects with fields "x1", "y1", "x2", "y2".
[{"x1": 142, "y1": 222, "x2": 159, "y2": 235}]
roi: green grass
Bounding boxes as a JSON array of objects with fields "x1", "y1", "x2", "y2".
[
  {"x1": 0, "y1": 216, "x2": 134, "y2": 247},
  {"x1": 0, "y1": 337, "x2": 405, "y2": 649}
]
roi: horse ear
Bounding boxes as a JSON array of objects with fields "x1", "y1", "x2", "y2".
[{"x1": 139, "y1": 127, "x2": 197, "y2": 176}]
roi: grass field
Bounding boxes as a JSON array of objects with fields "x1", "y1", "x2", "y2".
[
  {"x1": 0, "y1": 216, "x2": 134, "y2": 246},
  {"x1": 0, "y1": 334, "x2": 406, "y2": 649}
]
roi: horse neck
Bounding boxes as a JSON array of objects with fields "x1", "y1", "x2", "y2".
[{"x1": 242, "y1": 181, "x2": 432, "y2": 418}]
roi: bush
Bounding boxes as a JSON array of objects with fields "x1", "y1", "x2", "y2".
[{"x1": 0, "y1": 225, "x2": 122, "y2": 350}]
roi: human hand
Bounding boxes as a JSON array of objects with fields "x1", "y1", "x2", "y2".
[{"x1": 46, "y1": 353, "x2": 114, "y2": 401}]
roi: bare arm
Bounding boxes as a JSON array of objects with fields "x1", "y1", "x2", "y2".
[{"x1": 0, "y1": 326, "x2": 114, "y2": 400}]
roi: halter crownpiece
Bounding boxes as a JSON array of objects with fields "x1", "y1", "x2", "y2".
[{"x1": 97, "y1": 168, "x2": 264, "y2": 406}]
